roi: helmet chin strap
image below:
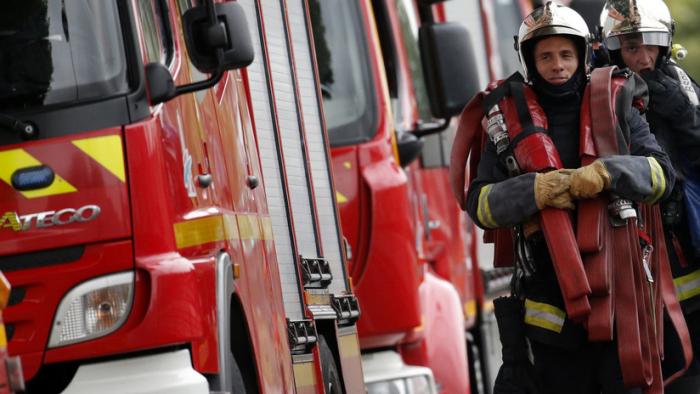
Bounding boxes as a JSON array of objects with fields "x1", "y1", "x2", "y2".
[{"x1": 531, "y1": 66, "x2": 586, "y2": 101}]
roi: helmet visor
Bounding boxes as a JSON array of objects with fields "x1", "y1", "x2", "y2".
[{"x1": 605, "y1": 31, "x2": 671, "y2": 50}]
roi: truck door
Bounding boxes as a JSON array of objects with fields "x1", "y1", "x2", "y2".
[{"x1": 309, "y1": 0, "x2": 424, "y2": 350}]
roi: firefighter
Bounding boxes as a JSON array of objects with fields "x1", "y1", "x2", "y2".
[
  {"x1": 599, "y1": 0, "x2": 700, "y2": 391},
  {"x1": 460, "y1": 2, "x2": 680, "y2": 393}
]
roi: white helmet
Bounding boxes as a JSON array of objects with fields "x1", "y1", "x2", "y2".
[
  {"x1": 516, "y1": 2, "x2": 592, "y2": 80},
  {"x1": 599, "y1": 0, "x2": 673, "y2": 57}
]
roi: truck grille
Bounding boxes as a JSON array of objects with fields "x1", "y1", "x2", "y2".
[{"x1": 0, "y1": 246, "x2": 85, "y2": 272}]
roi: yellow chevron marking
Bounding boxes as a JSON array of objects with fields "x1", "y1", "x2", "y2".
[
  {"x1": 336, "y1": 191, "x2": 348, "y2": 203},
  {"x1": 293, "y1": 362, "x2": 316, "y2": 387},
  {"x1": 343, "y1": 162, "x2": 351, "y2": 169},
  {"x1": 339, "y1": 333, "x2": 360, "y2": 358},
  {"x1": 0, "y1": 149, "x2": 76, "y2": 198},
  {"x1": 72, "y1": 135, "x2": 126, "y2": 182}
]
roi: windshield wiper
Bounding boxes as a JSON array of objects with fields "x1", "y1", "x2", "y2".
[{"x1": 0, "y1": 114, "x2": 37, "y2": 140}]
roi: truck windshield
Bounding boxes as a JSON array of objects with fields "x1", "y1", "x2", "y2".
[
  {"x1": 0, "y1": 0, "x2": 128, "y2": 111},
  {"x1": 309, "y1": 0, "x2": 377, "y2": 148}
]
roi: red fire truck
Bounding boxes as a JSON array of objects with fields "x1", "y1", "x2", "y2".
[
  {"x1": 308, "y1": 0, "x2": 513, "y2": 393},
  {"x1": 0, "y1": 0, "x2": 364, "y2": 393}
]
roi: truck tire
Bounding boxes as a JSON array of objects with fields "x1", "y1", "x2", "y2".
[
  {"x1": 467, "y1": 330, "x2": 488, "y2": 394},
  {"x1": 319, "y1": 335, "x2": 344, "y2": 394},
  {"x1": 230, "y1": 353, "x2": 247, "y2": 394}
]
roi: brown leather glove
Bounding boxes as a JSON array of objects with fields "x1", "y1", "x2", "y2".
[
  {"x1": 534, "y1": 169, "x2": 576, "y2": 210},
  {"x1": 569, "y1": 160, "x2": 611, "y2": 200}
]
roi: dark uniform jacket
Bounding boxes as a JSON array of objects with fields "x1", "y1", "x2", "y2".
[
  {"x1": 643, "y1": 61, "x2": 700, "y2": 319},
  {"x1": 465, "y1": 74, "x2": 675, "y2": 351}
]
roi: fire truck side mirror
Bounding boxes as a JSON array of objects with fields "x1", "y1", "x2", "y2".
[
  {"x1": 145, "y1": 1, "x2": 255, "y2": 105},
  {"x1": 419, "y1": 22, "x2": 480, "y2": 119},
  {"x1": 182, "y1": 2, "x2": 254, "y2": 74},
  {"x1": 146, "y1": 63, "x2": 177, "y2": 105},
  {"x1": 397, "y1": 131, "x2": 425, "y2": 167}
]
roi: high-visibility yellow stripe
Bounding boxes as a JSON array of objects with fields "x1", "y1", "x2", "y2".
[
  {"x1": 477, "y1": 184, "x2": 498, "y2": 228},
  {"x1": 524, "y1": 315, "x2": 563, "y2": 333},
  {"x1": 0, "y1": 149, "x2": 77, "y2": 198},
  {"x1": 174, "y1": 214, "x2": 274, "y2": 248},
  {"x1": 261, "y1": 217, "x2": 274, "y2": 240},
  {"x1": 675, "y1": 269, "x2": 700, "y2": 302},
  {"x1": 340, "y1": 333, "x2": 360, "y2": 358},
  {"x1": 174, "y1": 216, "x2": 226, "y2": 249},
  {"x1": 524, "y1": 299, "x2": 565, "y2": 333},
  {"x1": 674, "y1": 268, "x2": 700, "y2": 286},
  {"x1": 222, "y1": 214, "x2": 240, "y2": 241},
  {"x1": 293, "y1": 361, "x2": 316, "y2": 387},
  {"x1": 643, "y1": 157, "x2": 666, "y2": 205},
  {"x1": 343, "y1": 162, "x2": 351, "y2": 169},
  {"x1": 237, "y1": 215, "x2": 261, "y2": 240},
  {"x1": 72, "y1": 135, "x2": 126, "y2": 182},
  {"x1": 525, "y1": 299, "x2": 566, "y2": 319}
]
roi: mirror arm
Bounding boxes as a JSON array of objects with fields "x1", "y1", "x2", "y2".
[
  {"x1": 174, "y1": 0, "x2": 225, "y2": 97},
  {"x1": 175, "y1": 50, "x2": 225, "y2": 96},
  {"x1": 416, "y1": 2, "x2": 435, "y2": 26},
  {"x1": 412, "y1": 117, "x2": 450, "y2": 138}
]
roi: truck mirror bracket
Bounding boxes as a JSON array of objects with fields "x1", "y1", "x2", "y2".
[
  {"x1": 397, "y1": 131, "x2": 425, "y2": 167},
  {"x1": 411, "y1": 118, "x2": 450, "y2": 138},
  {"x1": 146, "y1": 0, "x2": 254, "y2": 105}
]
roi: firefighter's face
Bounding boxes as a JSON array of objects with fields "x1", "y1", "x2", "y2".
[
  {"x1": 619, "y1": 36, "x2": 659, "y2": 75},
  {"x1": 534, "y1": 36, "x2": 579, "y2": 85}
]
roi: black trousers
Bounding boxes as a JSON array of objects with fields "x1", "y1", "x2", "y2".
[
  {"x1": 529, "y1": 339, "x2": 642, "y2": 394},
  {"x1": 665, "y1": 312, "x2": 700, "y2": 394}
]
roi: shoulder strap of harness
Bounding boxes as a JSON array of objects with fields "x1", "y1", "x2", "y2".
[
  {"x1": 481, "y1": 73, "x2": 540, "y2": 156},
  {"x1": 481, "y1": 72, "x2": 524, "y2": 114}
]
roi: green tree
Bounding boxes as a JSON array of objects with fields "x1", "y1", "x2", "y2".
[{"x1": 668, "y1": 0, "x2": 700, "y2": 79}]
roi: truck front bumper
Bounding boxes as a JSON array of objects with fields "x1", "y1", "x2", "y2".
[{"x1": 61, "y1": 349, "x2": 209, "y2": 394}]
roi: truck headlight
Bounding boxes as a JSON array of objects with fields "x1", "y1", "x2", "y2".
[
  {"x1": 48, "y1": 271, "x2": 134, "y2": 348},
  {"x1": 366, "y1": 375, "x2": 432, "y2": 394}
]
